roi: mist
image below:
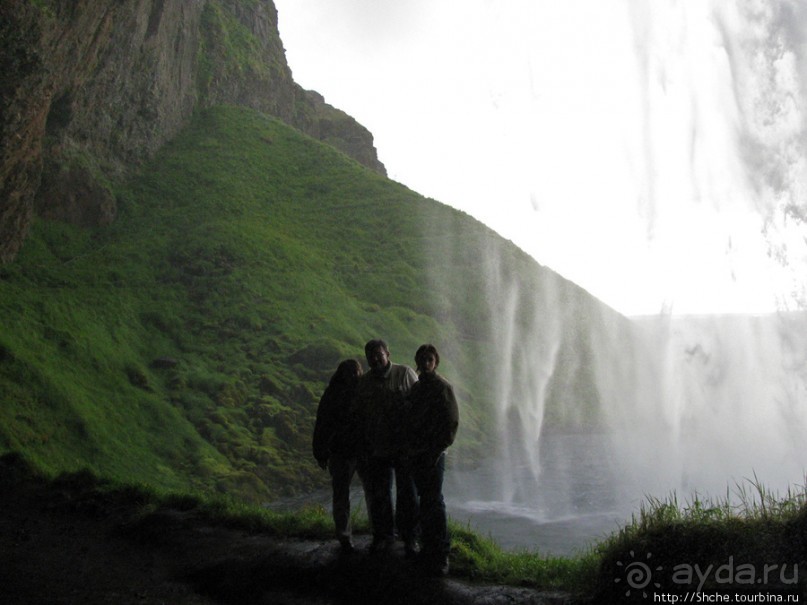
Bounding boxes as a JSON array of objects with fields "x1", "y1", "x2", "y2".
[
  {"x1": 273, "y1": 0, "x2": 807, "y2": 553},
  {"x1": 439, "y1": 3, "x2": 807, "y2": 545},
  {"x1": 275, "y1": 0, "x2": 807, "y2": 315}
]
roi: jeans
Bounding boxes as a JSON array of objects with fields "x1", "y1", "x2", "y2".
[
  {"x1": 328, "y1": 455, "x2": 369, "y2": 540},
  {"x1": 410, "y1": 451, "x2": 449, "y2": 558},
  {"x1": 367, "y1": 455, "x2": 419, "y2": 543}
]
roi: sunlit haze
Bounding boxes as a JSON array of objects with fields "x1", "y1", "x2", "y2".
[{"x1": 273, "y1": 0, "x2": 807, "y2": 316}]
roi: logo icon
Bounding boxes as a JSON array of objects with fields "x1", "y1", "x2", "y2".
[{"x1": 615, "y1": 550, "x2": 663, "y2": 598}]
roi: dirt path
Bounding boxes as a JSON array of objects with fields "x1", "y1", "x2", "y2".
[{"x1": 0, "y1": 455, "x2": 575, "y2": 604}]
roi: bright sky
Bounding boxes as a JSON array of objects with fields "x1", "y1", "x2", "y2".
[{"x1": 272, "y1": 0, "x2": 807, "y2": 316}]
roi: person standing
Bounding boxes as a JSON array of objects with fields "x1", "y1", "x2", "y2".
[
  {"x1": 406, "y1": 344, "x2": 459, "y2": 576},
  {"x1": 312, "y1": 359, "x2": 367, "y2": 553},
  {"x1": 354, "y1": 339, "x2": 419, "y2": 554}
]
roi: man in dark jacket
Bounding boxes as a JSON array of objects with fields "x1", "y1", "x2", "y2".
[{"x1": 406, "y1": 344, "x2": 459, "y2": 576}]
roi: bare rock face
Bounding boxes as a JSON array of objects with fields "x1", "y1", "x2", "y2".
[
  {"x1": 0, "y1": 0, "x2": 386, "y2": 263},
  {"x1": 301, "y1": 91, "x2": 388, "y2": 175},
  {"x1": 36, "y1": 162, "x2": 116, "y2": 228},
  {"x1": 0, "y1": 0, "x2": 50, "y2": 263},
  {"x1": 41, "y1": 1, "x2": 204, "y2": 166}
]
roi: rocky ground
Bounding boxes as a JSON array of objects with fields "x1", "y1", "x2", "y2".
[{"x1": 0, "y1": 456, "x2": 575, "y2": 604}]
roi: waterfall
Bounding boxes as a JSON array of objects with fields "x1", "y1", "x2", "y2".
[
  {"x1": 608, "y1": 313, "x2": 807, "y2": 496},
  {"x1": 598, "y1": 0, "x2": 807, "y2": 497},
  {"x1": 482, "y1": 239, "x2": 563, "y2": 503},
  {"x1": 460, "y1": 271, "x2": 807, "y2": 554},
  {"x1": 445, "y1": 2, "x2": 807, "y2": 551}
]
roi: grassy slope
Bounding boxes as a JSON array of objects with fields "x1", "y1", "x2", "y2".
[{"x1": 0, "y1": 104, "x2": 558, "y2": 501}]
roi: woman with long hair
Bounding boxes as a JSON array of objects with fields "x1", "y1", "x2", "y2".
[{"x1": 312, "y1": 358, "x2": 367, "y2": 552}]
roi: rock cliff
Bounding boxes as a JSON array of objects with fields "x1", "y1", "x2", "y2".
[{"x1": 0, "y1": 0, "x2": 386, "y2": 263}]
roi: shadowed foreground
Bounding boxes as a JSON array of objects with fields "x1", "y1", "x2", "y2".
[{"x1": 0, "y1": 456, "x2": 573, "y2": 604}]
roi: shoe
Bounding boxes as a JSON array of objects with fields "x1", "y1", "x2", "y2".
[
  {"x1": 420, "y1": 555, "x2": 449, "y2": 576},
  {"x1": 404, "y1": 540, "x2": 420, "y2": 559},
  {"x1": 368, "y1": 536, "x2": 394, "y2": 554},
  {"x1": 432, "y1": 556, "x2": 449, "y2": 577},
  {"x1": 338, "y1": 537, "x2": 355, "y2": 553}
]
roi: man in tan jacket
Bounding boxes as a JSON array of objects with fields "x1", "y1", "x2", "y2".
[{"x1": 354, "y1": 339, "x2": 419, "y2": 555}]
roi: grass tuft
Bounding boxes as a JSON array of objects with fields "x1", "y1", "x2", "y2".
[{"x1": 592, "y1": 478, "x2": 807, "y2": 601}]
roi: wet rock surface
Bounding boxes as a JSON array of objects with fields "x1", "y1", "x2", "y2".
[{"x1": 0, "y1": 456, "x2": 575, "y2": 604}]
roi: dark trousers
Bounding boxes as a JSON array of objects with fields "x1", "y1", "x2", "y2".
[
  {"x1": 328, "y1": 455, "x2": 369, "y2": 540},
  {"x1": 367, "y1": 455, "x2": 419, "y2": 543},
  {"x1": 410, "y1": 451, "x2": 449, "y2": 558}
]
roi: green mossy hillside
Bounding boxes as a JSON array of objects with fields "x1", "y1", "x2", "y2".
[{"x1": 0, "y1": 105, "x2": 561, "y2": 501}]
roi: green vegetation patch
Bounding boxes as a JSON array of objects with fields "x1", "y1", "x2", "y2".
[
  {"x1": 0, "y1": 105, "x2": 514, "y2": 501},
  {"x1": 593, "y1": 483, "x2": 807, "y2": 601}
]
